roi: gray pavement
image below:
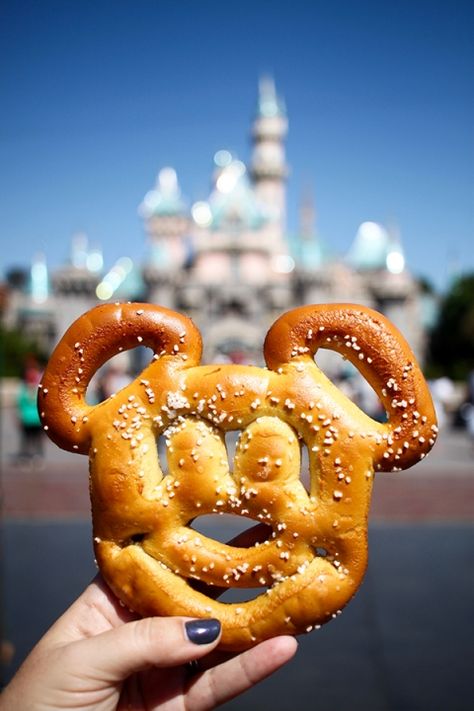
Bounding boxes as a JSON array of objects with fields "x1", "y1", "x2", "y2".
[{"x1": 1, "y1": 403, "x2": 473, "y2": 709}]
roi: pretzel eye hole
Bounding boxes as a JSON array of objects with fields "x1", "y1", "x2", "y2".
[
  {"x1": 86, "y1": 347, "x2": 152, "y2": 404},
  {"x1": 225, "y1": 431, "x2": 240, "y2": 465},
  {"x1": 156, "y1": 434, "x2": 170, "y2": 475},
  {"x1": 314, "y1": 546, "x2": 329, "y2": 558},
  {"x1": 314, "y1": 349, "x2": 385, "y2": 421}
]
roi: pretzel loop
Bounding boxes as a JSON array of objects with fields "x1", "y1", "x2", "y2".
[
  {"x1": 264, "y1": 303, "x2": 438, "y2": 469},
  {"x1": 38, "y1": 303, "x2": 201, "y2": 453}
]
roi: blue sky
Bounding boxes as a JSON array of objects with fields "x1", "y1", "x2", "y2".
[{"x1": 1, "y1": 0, "x2": 472, "y2": 292}]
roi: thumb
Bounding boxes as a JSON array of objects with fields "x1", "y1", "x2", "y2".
[{"x1": 73, "y1": 616, "x2": 222, "y2": 682}]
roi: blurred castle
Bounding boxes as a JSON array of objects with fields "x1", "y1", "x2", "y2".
[{"x1": 4, "y1": 78, "x2": 428, "y2": 371}]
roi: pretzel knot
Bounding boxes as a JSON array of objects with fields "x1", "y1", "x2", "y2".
[{"x1": 39, "y1": 303, "x2": 437, "y2": 650}]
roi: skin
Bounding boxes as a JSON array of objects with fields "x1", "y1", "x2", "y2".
[{"x1": 0, "y1": 576, "x2": 297, "y2": 711}]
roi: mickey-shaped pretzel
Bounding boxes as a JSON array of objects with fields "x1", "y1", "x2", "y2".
[{"x1": 38, "y1": 303, "x2": 437, "y2": 650}]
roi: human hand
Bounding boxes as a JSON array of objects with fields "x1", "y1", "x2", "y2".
[{"x1": 0, "y1": 575, "x2": 297, "y2": 710}]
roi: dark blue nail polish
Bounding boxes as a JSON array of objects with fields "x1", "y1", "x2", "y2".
[{"x1": 185, "y1": 618, "x2": 221, "y2": 644}]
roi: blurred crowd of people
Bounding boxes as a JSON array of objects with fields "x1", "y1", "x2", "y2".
[
  {"x1": 429, "y1": 371, "x2": 474, "y2": 443},
  {"x1": 333, "y1": 366, "x2": 474, "y2": 446}
]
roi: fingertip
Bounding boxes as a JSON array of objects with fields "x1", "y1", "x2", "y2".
[
  {"x1": 262, "y1": 634, "x2": 298, "y2": 665},
  {"x1": 280, "y1": 635, "x2": 299, "y2": 660}
]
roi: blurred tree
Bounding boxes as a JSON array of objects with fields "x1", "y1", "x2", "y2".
[
  {"x1": 0, "y1": 325, "x2": 46, "y2": 378},
  {"x1": 417, "y1": 275, "x2": 436, "y2": 294},
  {"x1": 427, "y1": 273, "x2": 474, "y2": 380},
  {"x1": 5, "y1": 267, "x2": 28, "y2": 290}
]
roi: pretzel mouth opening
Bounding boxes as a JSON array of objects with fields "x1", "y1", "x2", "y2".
[
  {"x1": 126, "y1": 519, "x2": 333, "y2": 560},
  {"x1": 189, "y1": 514, "x2": 273, "y2": 548},
  {"x1": 191, "y1": 580, "x2": 269, "y2": 604}
]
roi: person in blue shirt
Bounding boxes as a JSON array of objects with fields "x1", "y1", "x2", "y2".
[{"x1": 16, "y1": 358, "x2": 44, "y2": 461}]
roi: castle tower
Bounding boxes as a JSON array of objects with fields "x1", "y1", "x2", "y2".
[
  {"x1": 250, "y1": 77, "x2": 288, "y2": 245},
  {"x1": 139, "y1": 167, "x2": 190, "y2": 269},
  {"x1": 52, "y1": 233, "x2": 103, "y2": 342}
]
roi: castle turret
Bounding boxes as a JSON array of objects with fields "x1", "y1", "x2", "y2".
[
  {"x1": 139, "y1": 167, "x2": 190, "y2": 271},
  {"x1": 139, "y1": 167, "x2": 191, "y2": 308},
  {"x1": 52, "y1": 233, "x2": 102, "y2": 341}
]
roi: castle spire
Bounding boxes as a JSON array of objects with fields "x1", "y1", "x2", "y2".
[
  {"x1": 256, "y1": 76, "x2": 286, "y2": 119},
  {"x1": 30, "y1": 253, "x2": 49, "y2": 304},
  {"x1": 250, "y1": 77, "x2": 288, "y2": 242},
  {"x1": 251, "y1": 76, "x2": 288, "y2": 180}
]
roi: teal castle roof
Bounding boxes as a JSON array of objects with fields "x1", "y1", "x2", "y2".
[
  {"x1": 207, "y1": 158, "x2": 267, "y2": 231},
  {"x1": 347, "y1": 221, "x2": 406, "y2": 273},
  {"x1": 139, "y1": 167, "x2": 187, "y2": 218}
]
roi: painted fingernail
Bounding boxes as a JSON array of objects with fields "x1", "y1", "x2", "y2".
[{"x1": 185, "y1": 618, "x2": 221, "y2": 645}]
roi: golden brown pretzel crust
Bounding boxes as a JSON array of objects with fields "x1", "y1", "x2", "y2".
[{"x1": 39, "y1": 303, "x2": 437, "y2": 650}]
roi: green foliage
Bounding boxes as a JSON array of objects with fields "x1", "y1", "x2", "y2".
[
  {"x1": 427, "y1": 273, "x2": 474, "y2": 381},
  {"x1": 417, "y1": 275, "x2": 436, "y2": 294},
  {"x1": 0, "y1": 325, "x2": 46, "y2": 377}
]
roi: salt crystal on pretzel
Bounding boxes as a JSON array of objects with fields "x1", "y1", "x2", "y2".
[{"x1": 38, "y1": 303, "x2": 437, "y2": 650}]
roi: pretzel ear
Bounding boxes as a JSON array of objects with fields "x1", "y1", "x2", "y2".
[
  {"x1": 264, "y1": 303, "x2": 437, "y2": 471},
  {"x1": 38, "y1": 303, "x2": 201, "y2": 454}
]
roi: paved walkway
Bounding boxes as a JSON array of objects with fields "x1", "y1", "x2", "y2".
[{"x1": 2, "y1": 520, "x2": 473, "y2": 710}]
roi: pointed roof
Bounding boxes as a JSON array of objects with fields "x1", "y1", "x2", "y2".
[
  {"x1": 206, "y1": 158, "x2": 267, "y2": 231},
  {"x1": 29, "y1": 254, "x2": 49, "y2": 303},
  {"x1": 139, "y1": 167, "x2": 187, "y2": 218},
  {"x1": 256, "y1": 76, "x2": 286, "y2": 118},
  {"x1": 290, "y1": 190, "x2": 330, "y2": 268},
  {"x1": 347, "y1": 221, "x2": 406, "y2": 273},
  {"x1": 299, "y1": 236, "x2": 330, "y2": 269},
  {"x1": 289, "y1": 231, "x2": 331, "y2": 269},
  {"x1": 95, "y1": 257, "x2": 145, "y2": 301}
]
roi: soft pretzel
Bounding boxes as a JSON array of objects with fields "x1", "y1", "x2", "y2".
[{"x1": 38, "y1": 303, "x2": 437, "y2": 650}]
